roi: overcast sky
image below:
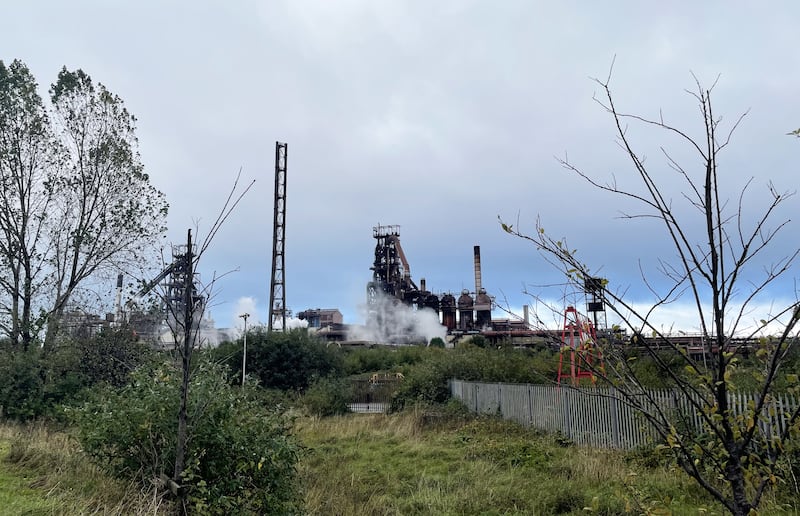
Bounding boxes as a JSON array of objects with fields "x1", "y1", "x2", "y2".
[{"x1": 3, "y1": 1, "x2": 799, "y2": 334}]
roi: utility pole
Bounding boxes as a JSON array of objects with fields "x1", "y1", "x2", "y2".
[
  {"x1": 239, "y1": 312, "x2": 249, "y2": 386},
  {"x1": 173, "y1": 228, "x2": 194, "y2": 494},
  {"x1": 268, "y1": 141, "x2": 288, "y2": 332}
]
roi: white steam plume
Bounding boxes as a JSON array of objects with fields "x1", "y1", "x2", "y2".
[{"x1": 348, "y1": 290, "x2": 446, "y2": 345}]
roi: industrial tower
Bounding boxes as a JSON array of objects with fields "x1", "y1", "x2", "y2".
[
  {"x1": 367, "y1": 224, "x2": 419, "y2": 306},
  {"x1": 557, "y1": 305, "x2": 604, "y2": 385},
  {"x1": 268, "y1": 142, "x2": 288, "y2": 332}
]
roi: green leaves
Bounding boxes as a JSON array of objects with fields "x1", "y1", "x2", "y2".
[
  {"x1": 73, "y1": 359, "x2": 301, "y2": 513},
  {"x1": 0, "y1": 60, "x2": 168, "y2": 349}
]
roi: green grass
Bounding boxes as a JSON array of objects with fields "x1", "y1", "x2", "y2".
[
  {"x1": 0, "y1": 422, "x2": 174, "y2": 515},
  {"x1": 0, "y1": 440, "x2": 58, "y2": 515},
  {"x1": 297, "y1": 408, "x2": 790, "y2": 515},
  {"x1": 4, "y1": 410, "x2": 799, "y2": 515}
]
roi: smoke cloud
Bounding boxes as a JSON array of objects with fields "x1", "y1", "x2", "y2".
[{"x1": 348, "y1": 290, "x2": 447, "y2": 345}]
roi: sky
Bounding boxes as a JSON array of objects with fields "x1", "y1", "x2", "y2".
[{"x1": 2, "y1": 1, "x2": 799, "y2": 335}]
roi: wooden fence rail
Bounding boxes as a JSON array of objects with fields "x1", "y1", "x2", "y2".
[{"x1": 449, "y1": 379, "x2": 799, "y2": 450}]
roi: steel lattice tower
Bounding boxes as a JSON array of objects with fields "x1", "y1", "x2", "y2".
[{"x1": 268, "y1": 142, "x2": 288, "y2": 332}]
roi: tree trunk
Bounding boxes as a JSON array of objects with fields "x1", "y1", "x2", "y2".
[{"x1": 726, "y1": 453, "x2": 752, "y2": 516}]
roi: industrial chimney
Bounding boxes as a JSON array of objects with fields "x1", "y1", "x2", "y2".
[
  {"x1": 473, "y1": 246, "x2": 482, "y2": 294},
  {"x1": 114, "y1": 273, "x2": 124, "y2": 324},
  {"x1": 473, "y1": 246, "x2": 492, "y2": 328}
]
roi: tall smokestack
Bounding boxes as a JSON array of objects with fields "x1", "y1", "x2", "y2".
[
  {"x1": 420, "y1": 277, "x2": 426, "y2": 292},
  {"x1": 114, "y1": 273, "x2": 123, "y2": 324},
  {"x1": 473, "y1": 245, "x2": 482, "y2": 294},
  {"x1": 523, "y1": 305, "x2": 529, "y2": 327}
]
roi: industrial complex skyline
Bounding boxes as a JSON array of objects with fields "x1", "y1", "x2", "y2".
[{"x1": 3, "y1": 2, "x2": 799, "y2": 335}]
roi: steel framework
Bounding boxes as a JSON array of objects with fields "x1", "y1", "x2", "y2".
[
  {"x1": 557, "y1": 305, "x2": 604, "y2": 385},
  {"x1": 268, "y1": 141, "x2": 288, "y2": 332}
]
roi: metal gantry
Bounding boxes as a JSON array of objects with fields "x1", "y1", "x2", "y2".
[{"x1": 268, "y1": 141, "x2": 288, "y2": 332}]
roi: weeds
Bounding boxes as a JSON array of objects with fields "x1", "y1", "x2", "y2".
[
  {"x1": 0, "y1": 421, "x2": 175, "y2": 514},
  {"x1": 297, "y1": 409, "x2": 728, "y2": 515}
]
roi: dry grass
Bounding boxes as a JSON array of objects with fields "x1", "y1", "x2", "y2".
[
  {"x1": 296, "y1": 409, "x2": 729, "y2": 515},
  {"x1": 0, "y1": 421, "x2": 175, "y2": 515}
]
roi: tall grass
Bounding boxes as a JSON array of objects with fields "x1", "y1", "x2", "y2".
[
  {"x1": 296, "y1": 408, "x2": 727, "y2": 515},
  {"x1": 0, "y1": 422, "x2": 175, "y2": 515}
]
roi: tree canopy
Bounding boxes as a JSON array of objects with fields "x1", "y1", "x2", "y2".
[{"x1": 0, "y1": 59, "x2": 168, "y2": 349}]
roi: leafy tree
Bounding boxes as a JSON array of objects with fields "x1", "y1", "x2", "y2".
[
  {"x1": 214, "y1": 328, "x2": 344, "y2": 391},
  {"x1": 0, "y1": 59, "x2": 168, "y2": 350},
  {"x1": 45, "y1": 67, "x2": 168, "y2": 349},
  {"x1": 502, "y1": 73, "x2": 800, "y2": 515},
  {"x1": 0, "y1": 60, "x2": 58, "y2": 349}
]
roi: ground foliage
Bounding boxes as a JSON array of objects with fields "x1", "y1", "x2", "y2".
[
  {"x1": 0, "y1": 422, "x2": 175, "y2": 514},
  {"x1": 0, "y1": 328, "x2": 155, "y2": 420},
  {"x1": 71, "y1": 358, "x2": 301, "y2": 515},
  {"x1": 296, "y1": 408, "x2": 764, "y2": 515}
]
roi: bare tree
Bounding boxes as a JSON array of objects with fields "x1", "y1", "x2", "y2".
[
  {"x1": 156, "y1": 173, "x2": 254, "y2": 510},
  {"x1": 502, "y1": 71, "x2": 800, "y2": 515}
]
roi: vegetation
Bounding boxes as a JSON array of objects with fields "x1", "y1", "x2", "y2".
[
  {"x1": 502, "y1": 72, "x2": 800, "y2": 515},
  {"x1": 0, "y1": 328, "x2": 156, "y2": 420},
  {"x1": 211, "y1": 328, "x2": 344, "y2": 391},
  {"x1": 0, "y1": 422, "x2": 174, "y2": 514},
  {"x1": 71, "y1": 358, "x2": 301, "y2": 514},
  {"x1": 0, "y1": 59, "x2": 168, "y2": 350},
  {"x1": 297, "y1": 408, "x2": 743, "y2": 515},
  {"x1": 2, "y1": 329, "x2": 800, "y2": 514}
]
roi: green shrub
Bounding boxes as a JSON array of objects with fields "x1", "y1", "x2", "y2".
[
  {"x1": 429, "y1": 337, "x2": 445, "y2": 348},
  {"x1": 71, "y1": 359, "x2": 301, "y2": 514},
  {"x1": 0, "y1": 329, "x2": 157, "y2": 421},
  {"x1": 342, "y1": 345, "x2": 427, "y2": 375},
  {"x1": 469, "y1": 335, "x2": 488, "y2": 348},
  {"x1": 391, "y1": 346, "x2": 558, "y2": 410},
  {"x1": 210, "y1": 328, "x2": 343, "y2": 392},
  {"x1": 0, "y1": 348, "x2": 46, "y2": 420},
  {"x1": 301, "y1": 377, "x2": 351, "y2": 417}
]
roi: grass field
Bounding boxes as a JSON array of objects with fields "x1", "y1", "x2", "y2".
[
  {"x1": 0, "y1": 423, "x2": 172, "y2": 515},
  {"x1": 2, "y1": 410, "x2": 799, "y2": 515},
  {"x1": 296, "y1": 406, "x2": 727, "y2": 515}
]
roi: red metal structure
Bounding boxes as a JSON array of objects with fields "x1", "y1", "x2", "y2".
[{"x1": 557, "y1": 305, "x2": 604, "y2": 385}]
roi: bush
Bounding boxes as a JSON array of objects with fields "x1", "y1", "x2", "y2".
[
  {"x1": 301, "y1": 377, "x2": 352, "y2": 417},
  {"x1": 71, "y1": 359, "x2": 301, "y2": 514},
  {"x1": 342, "y1": 345, "x2": 427, "y2": 375},
  {"x1": 391, "y1": 346, "x2": 559, "y2": 410},
  {"x1": 429, "y1": 337, "x2": 445, "y2": 348},
  {"x1": 210, "y1": 328, "x2": 343, "y2": 392},
  {"x1": 0, "y1": 348, "x2": 46, "y2": 420},
  {"x1": 0, "y1": 329, "x2": 157, "y2": 421}
]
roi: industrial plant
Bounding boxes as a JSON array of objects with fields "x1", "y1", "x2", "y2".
[{"x1": 60, "y1": 140, "x2": 604, "y2": 353}]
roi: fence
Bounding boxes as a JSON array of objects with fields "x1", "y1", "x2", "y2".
[
  {"x1": 449, "y1": 379, "x2": 799, "y2": 450},
  {"x1": 347, "y1": 377, "x2": 400, "y2": 414}
]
